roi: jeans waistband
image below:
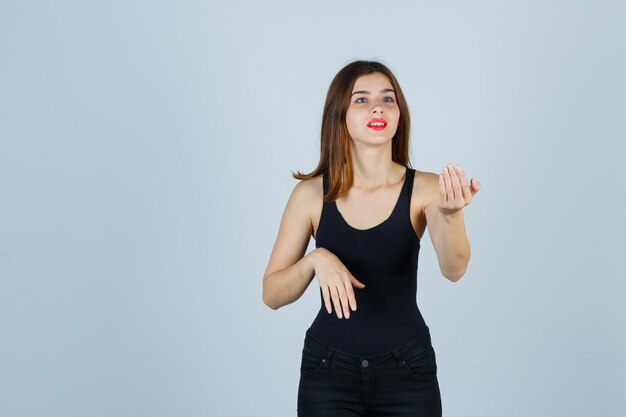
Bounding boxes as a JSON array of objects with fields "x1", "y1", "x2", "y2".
[{"x1": 303, "y1": 329, "x2": 433, "y2": 370}]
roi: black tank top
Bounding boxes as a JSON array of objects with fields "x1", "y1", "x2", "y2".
[{"x1": 307, "y1": 166, "x2": 429, "y2": 356}]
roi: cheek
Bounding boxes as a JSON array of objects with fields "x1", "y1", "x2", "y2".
[
  {"x1": 390, "y1": 109, "x2": 401, "y2": 125},
  {"x1": 345, "y1": 112, "x2": 360, "y2": 130},
  {"x1": 346, "y1": 120, "x2": 359, "y2": 136}
]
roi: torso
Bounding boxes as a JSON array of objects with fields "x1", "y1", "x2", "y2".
[
  {"x1": 306, "y1": 164, "x2": 433, "y2": 355},
  {"x1": 309, "y1": 165, "x2": 430, "y2": 242}
]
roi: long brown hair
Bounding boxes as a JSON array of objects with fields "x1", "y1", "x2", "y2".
[{"x1": 291, "y1": 60, "x2": 412, "y2": 202}]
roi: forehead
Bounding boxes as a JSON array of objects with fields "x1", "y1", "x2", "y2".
[{"x1": 352, "y1": 72, "x2": 393, "y2": 90}]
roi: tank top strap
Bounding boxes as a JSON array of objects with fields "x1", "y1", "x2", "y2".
[
  {"x1": 399, "y1": 167, "x2": 416, "y2": 221},
  {"x1": 405, "y1": 168, "x2": 416, "y2": 201}
]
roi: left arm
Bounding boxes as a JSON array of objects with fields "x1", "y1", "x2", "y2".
[{"x1": 424, "y1": 164, "x2": 480, "y2": 282}]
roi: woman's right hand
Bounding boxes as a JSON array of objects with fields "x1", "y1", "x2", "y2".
[{"x1": 310, "y1": 248, "x2": 366, "y2": 319}]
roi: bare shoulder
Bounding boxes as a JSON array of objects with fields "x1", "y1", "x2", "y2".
[
  {"x1": 299, "y1": 175, "x2": 324, "y2": 238},
  {"x1": 262, "y1": 175, "x2": 321, "y2": 279},
  {"x1": 412, "y1": 168, "x2": 456, "y2": 263},
  {"x1": 412, "y1": 169, "x2": 440, "y2": 215},
  {"x1": 282, "y1": 175, "x2": 321, "y2": 235}
]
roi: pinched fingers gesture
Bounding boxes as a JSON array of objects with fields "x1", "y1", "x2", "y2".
[{"x1": 438, "y1": 163, "x2": 481, "y2": 216}]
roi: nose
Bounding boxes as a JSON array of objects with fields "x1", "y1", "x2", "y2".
[{"x1": 371, "y1": 104, "x2": 383, "y2": 114}]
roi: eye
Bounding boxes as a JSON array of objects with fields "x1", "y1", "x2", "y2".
[{"x1": 354, "y1": 96, "x2": 395, "y2": 104}]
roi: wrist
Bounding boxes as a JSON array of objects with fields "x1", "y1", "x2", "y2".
[
  {"x1": 438, "y1": 208, "x2": 464, "y2": 220},
  {"x1": 305, "y1": 248, "x2": 320, "y2": 272}
]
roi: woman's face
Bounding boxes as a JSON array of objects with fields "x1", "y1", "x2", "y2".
[{"x1": 345, "y1": 72, "x2": 400, "y2": 145}]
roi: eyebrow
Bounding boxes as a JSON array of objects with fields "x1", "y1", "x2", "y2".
[{"x1": 351, "y1": 88, "x2": 396, "y2": 96}]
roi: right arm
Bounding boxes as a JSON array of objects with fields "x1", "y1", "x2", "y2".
[
  {"x1": 262, "y1": 177, "x2": 366, "y2": 316},
  {"x1": 262, "y1": 179, "x2": 318, "y2": 310},
  {"x1": 263, "y1": 251, "x2": 318, "y2": 310}
]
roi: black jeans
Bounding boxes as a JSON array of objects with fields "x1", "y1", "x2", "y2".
[{"x1": 297, "y1": 330, "x2": 442, "y2": 417}]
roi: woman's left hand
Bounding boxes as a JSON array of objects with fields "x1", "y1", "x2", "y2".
[{"x1": 438, "y1": 163, "x2": 480, "y2": 216}]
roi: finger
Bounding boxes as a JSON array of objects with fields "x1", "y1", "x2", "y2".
[
  {"x1": 321, "y1": 285, "x2": 332, "y2": 314},
  {"x1": 438, "y1": 174, "x2": 447, "y2": 205},
  {"x1": 352, "y1": 276, "x2": 366, "y2": 288},
  {"x1": 447, "y1": 164, "x2": 463, "y2": 201},
  {"x1": 442, "y1": 166, "x2": 453, "y2": 202},
  {"x1": 329, "y1": 285, "x2": 342, "y2": 319},
  {"x1": 471, "y1": 178, "x2": 480, "y2": 193},
  {"x1": 454, "y1": 165, "x2": 471, "y2": 202},
  {"x1": 345, "y1": 279, "x2": 357, "y2": 312},
  {"x1": 336, "y1": 282, "x2": 350, "y2": 319}
]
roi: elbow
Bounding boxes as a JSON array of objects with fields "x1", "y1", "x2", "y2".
[
  {"x1": 442, "y1": 265, "x2": 468, "y2": 282},
  {"x1": 263, "y1": 296, "x2": 278, "y2": 310},
  {"x1": 262, "y1": 274, "x2": 278, "y2": 310},
  {"x1": 445, "y1": 270, "x2": 465, "y2": 282},
  {"x1": 262, "y1": 280, "x2": 276, "y2": 310},
  {"x1": 442, "y1": 252, "x2": 470, "y2": 282},
  {"x1": 263, "y1": 283, "x2": 285, "y2": 310},
  {"x1": 262, "y1": 290, "x2": 279, "y2": 310}
]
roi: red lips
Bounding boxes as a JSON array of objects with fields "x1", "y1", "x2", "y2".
[
  {"x1": 367, "y1": 118, "x2": 387, "y2": 130},
  {"x1": 367, "y1": 118, "x2": 387, "y2": 126}
]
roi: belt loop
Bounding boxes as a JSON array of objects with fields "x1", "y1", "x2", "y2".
[{"x1": 391, "y1": 349, "x2": 405, "y2": 369}]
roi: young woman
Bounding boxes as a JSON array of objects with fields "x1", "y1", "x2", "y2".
[{"x1": 262, "y1": 60, "x2": 480, "y2": 417}]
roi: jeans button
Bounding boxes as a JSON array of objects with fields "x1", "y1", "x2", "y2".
[{"x1": 361, "y1": 359, "x2": 369, "y2": 368}]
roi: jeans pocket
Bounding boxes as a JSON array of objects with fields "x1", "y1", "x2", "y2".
[
  {"x1": 300, "y1": 346, "x2": 327, "y2": 376},
  {"x1": 400, "y1": 345, "x2": 437, "y2": 381}
]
